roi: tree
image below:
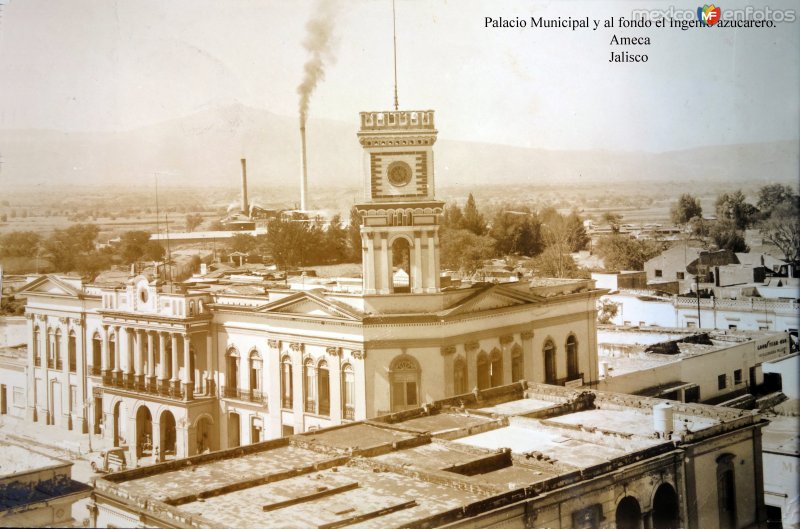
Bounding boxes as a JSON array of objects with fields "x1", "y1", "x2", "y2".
[
  {"x1": 118, "y1": 231, "x2": 152, "y2": 264},
  {"x1": 0, "y1": 231, "x2": 42, "y2": 257},
  {"x1": 601, "y1": 212, "x2": 623, "y2": 234},
  {"x1": 531, "y1": 245, "x2": 581, "y2": 278},
  {"x1": 143, "y1": 241, "x2": 166, "y2": 262},
  {"x1": 597, "y1": 299, "x2": 619, "y2": 324},
  {"x1": 439, "y1": 228, "x2": 494, "y2": 275},
  {"x1": 442, "y1": 202, "x2": 464, "y2": 230},
  {"x1": 462, "y1": 193, "x2": 487, "y2": 236},
  {"x1": 670, "y1": 194, "x2": 703, "y2": 226},
  {"x1": 715, "y1": 190, "x2": 759, "y2": 230},
  {"x1": 759, "y1": 201, "x2": 800, "y2": 261},
  {"x1": 229, "y1": 233, "x2": 257, "y2": 254},
  {"x1": 594, "y1": 234, "x2": 663, "y2": 271},
  {"x1": 489, "y1": 211, "x2": 543, "y2": 257},
  {"x1": 263, "y1": 218, "x2": 314, "y2": 268},
  {"x1": 347, "y1": 207, "x2": 363, "y2": 263},
  {"x1": 757, "y1": 184, "x2": 797, "y2": 214},
  {"x1": 709, "y1": 220, "x2": 749, "y2": 253},
  {"x1": 563, "y1": 211, "x2": 590, "y2": 252},
  {"x1": 43, "y1": 224, "x2": 101, "y2": 273},
  {"x1": 185, "y1": 214, "x2": 204, "y2": 232},
  {"x1": 321, "y1": 214, "x2": 349, "y2": 264}
]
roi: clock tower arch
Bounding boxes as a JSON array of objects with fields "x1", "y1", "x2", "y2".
[{"x1": 355, "y1": 110, "x2": 444, "y2": 295}]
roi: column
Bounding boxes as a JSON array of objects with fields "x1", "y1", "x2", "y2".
[
  {"x1": 75, "y1": 320, "x2": 87, "y2": 433},
  {"x1": 426, "y1": 230, "x2": 437, "y2": 293},
  {"x1": 133, "y1": 329, "x2": 144, "y2": 387},
  {"x1": 25, "y1": 314, "x2": 36, "y2": 421},
  {"x1": 205, "y1": 334, "x2": 213, "y2": 395},
  {"x1": 101, "y1": 325, "x2": 110, "y2": 377},
  {"x1": 158, "y1": 332, "x2": 167, "y2": 386},
  {"x1": 146, "y1": 331, "x2": 155, "y2": 387},
  {"x1": 413, "y1": 231, "x2": 423, "y2": 293},
  {"x1": 364, "y1": 233, "x2": 376, "y2": 295},
  {"x1": 151, "y1": 418, "x2": 162, "y2": 463},
  {"x1": 521, "y1": 331, "x2": 534, "y2": 382},
  {"x1": 182, "y1": 334, "x2": 193, "y2": 400},
  {"x1": 379, "y1": 234, "x2": 390, "y2": 294},
  {"x1": 61, "y1": 325, "x2": 70, "y2": 429},
  {"x1": 123, "y1": 327, "x2": 134, "y2": 384},
  {"x1": 113, "y1": 326, "x2": 122, "y2": 384},
  {"x1": 328, "y1": 349, "x2": 342, "y2": 424},
  {"x1": 267, "y1": 340, "x2": 282, "y2": 438},
  {"x1": 170, "y1": 333, "x2": 180, "y2": 390}
]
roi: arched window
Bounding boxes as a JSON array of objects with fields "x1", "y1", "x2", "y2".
[
  {"x1": 188, "y1": 301, "x2": 195, "y2": 316},
  {"x1": 476, "y1": 352, "x2": 490, "y2": 390},
  {"x1": 511, "y1": 344, "x2": 523, "y2": 382},
  {"x1": 543, "y1": 339, "x2": 557, "y2": 384},
  {"x1": 53, "y1": 329, "x2": 62, "y2": 369},
  {"x1": 566, "y1": 334, "x2": 579, "y2": 380},
  {"x1": 68, "y1": 331, "x2": 77, "y2": 373},
  {"x1": 717, "y1": 454, "x2": 737, "y2": 529},
  {"x1": 342, "y1": 363, "x2": 355, "y2": 420},
  {"x1": 490, "y1": 348, "x2": 503, "y2": 387},
  {"x1": 226, "y1": 348, "x2": 239, "y2": 396},
  {"x1": 33, "y1": 326, "x2": 41, "y2": 367},
  {"x1": 318, "y1": 360, "x2": 330, "y2": 416},
  {"x1": 92, "y1": 333, "x2": 102, "y2": 374},
  {"x1": 249, "y1": 350, "x2": 262, "y2": 396},
  {"x1": 390, "y1": 355, "x2": 420, "y2": 412},
  {"x1": 281, "y1": 356, "x2": 293, "y2": 409},
  {"x1": 303, "y1": 358, "x2": 316, "y2": 413},
  {"x1": 454, "y1": 357, "x2": 468, "y2": 394}
]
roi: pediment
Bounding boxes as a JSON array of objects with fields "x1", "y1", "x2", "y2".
[
  {"x1": 442, "y1": 285, "x2": 541, "y2": 317},
  {"x1": 16, "y1": 275, "x2": 82, "y2": 298},
  {"x1": 257, "y1": 292, "x2": 362, "y2": 321}
]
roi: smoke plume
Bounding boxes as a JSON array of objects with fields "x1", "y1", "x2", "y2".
[{"x1": 297, "y1": 0, "x2": 339, "y2": 126}]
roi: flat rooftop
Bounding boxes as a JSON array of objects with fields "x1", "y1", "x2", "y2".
[{"x1": 95, "y1": 383, "x2": 762, "y2": 529}]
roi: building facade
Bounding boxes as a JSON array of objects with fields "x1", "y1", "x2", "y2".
[{"x1": 16, "y1": 109, "x2": 606, "y2": 467}]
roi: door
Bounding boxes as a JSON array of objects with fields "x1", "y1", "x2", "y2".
[{"x1": 0, "y1": 385, "x2": 6, "y2": 414}]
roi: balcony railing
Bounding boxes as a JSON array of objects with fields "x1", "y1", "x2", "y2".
[
  {"x1": 47, "y1": 358, "x2": 54, "y2": 369},
  {"x1": 88, "y1": 365, "x2": 101, "y2": 377},
  {"x1": 282, "y1": 396, "x2": 293, "y2": 409},
  {"x1": 221, "y1": 387, "x2": 267, "y2": 406},
  {"x1": 103, "y1": 375, "x2": 187, "y2": 400},
  {"x1": 56, "y1": 360, "x2": 63, "y2": 370},
  {"x1": 343, "y1": 406, "x2": 355, "y2": 420},
  {"x1": 34, "y1": 357, "x2": 41, "y2": 367}
]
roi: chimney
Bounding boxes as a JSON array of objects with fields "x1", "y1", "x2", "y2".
[
  {"x1": 300, "y1": 125, "x2": 308, "y2": 211},
  {"x1": 240, "y1": 158, "x2": 249, "y2": 215}
]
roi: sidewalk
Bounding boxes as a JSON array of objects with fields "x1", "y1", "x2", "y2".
[{"x1": 0, "y1": 415, "x2": 115, "y2": 461}]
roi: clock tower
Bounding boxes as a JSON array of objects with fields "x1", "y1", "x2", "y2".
[{"x1": 355, "y1": 110, "x2": 444, "y2": 295}]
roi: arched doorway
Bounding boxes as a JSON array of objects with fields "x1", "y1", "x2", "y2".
[
  {"x1": 196, "y1": 416, "x2": 213, "y2": 454},
  {"x1": 112, "y1": 401, "x2": 122, "y2": 447},
  {"x1": 391, "y1": 237, "x2": 412, "y2": 293},
  {"x1": 653, "y1": 483, "x2": 680, "y2": 529},
  {"x1": 135, "y1": 406, "x2": 153, "y2": 458},
  {"x1": 160, "y1": 411, "x2": 177, "y2": 459},
  {"x1": 544, "y1": 340, "x2": 557, "y2": 384},
  {"x1": 616, "y1": 496, "x2": 642, "y2": 529}
]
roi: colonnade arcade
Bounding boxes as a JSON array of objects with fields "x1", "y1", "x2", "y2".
[{"x1": 98, "y1": 321, "x2": 212, "y2": 401}]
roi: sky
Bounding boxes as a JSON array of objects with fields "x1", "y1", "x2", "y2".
[{"x1": 0, "y1": 0, "x2": 798, "y2": 152}]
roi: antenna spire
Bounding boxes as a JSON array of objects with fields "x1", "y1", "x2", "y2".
[{"x1": 392, "y1": 0, "x2": 399, "y2": 110}]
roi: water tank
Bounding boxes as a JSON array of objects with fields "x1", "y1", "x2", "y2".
[
  {"x1": 599, "y1": 361, "x2": 609, "y2": 378},
  {"x1": 653, "y1": 402, "x2": 674, "y2": 438}
]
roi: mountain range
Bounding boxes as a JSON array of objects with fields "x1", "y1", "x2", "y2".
[{"x1": 0, "y1": 103, "x2": 797, "y2": 191}]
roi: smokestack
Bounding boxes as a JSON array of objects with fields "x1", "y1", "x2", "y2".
[
  {"x1": 240, "y1": 158, "x2": 248, "y2": 214},
  {"x1": 300, "y1": 125, "x2": 308, "y2": 211}
]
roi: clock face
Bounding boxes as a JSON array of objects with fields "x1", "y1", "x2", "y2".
[{"x1": 387, "y1": 161, "x2": 412, "y2": 187}]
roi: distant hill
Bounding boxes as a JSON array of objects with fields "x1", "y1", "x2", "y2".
[{"x1": 0, "y1": 103, "x2": 797, "y2": 190}]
